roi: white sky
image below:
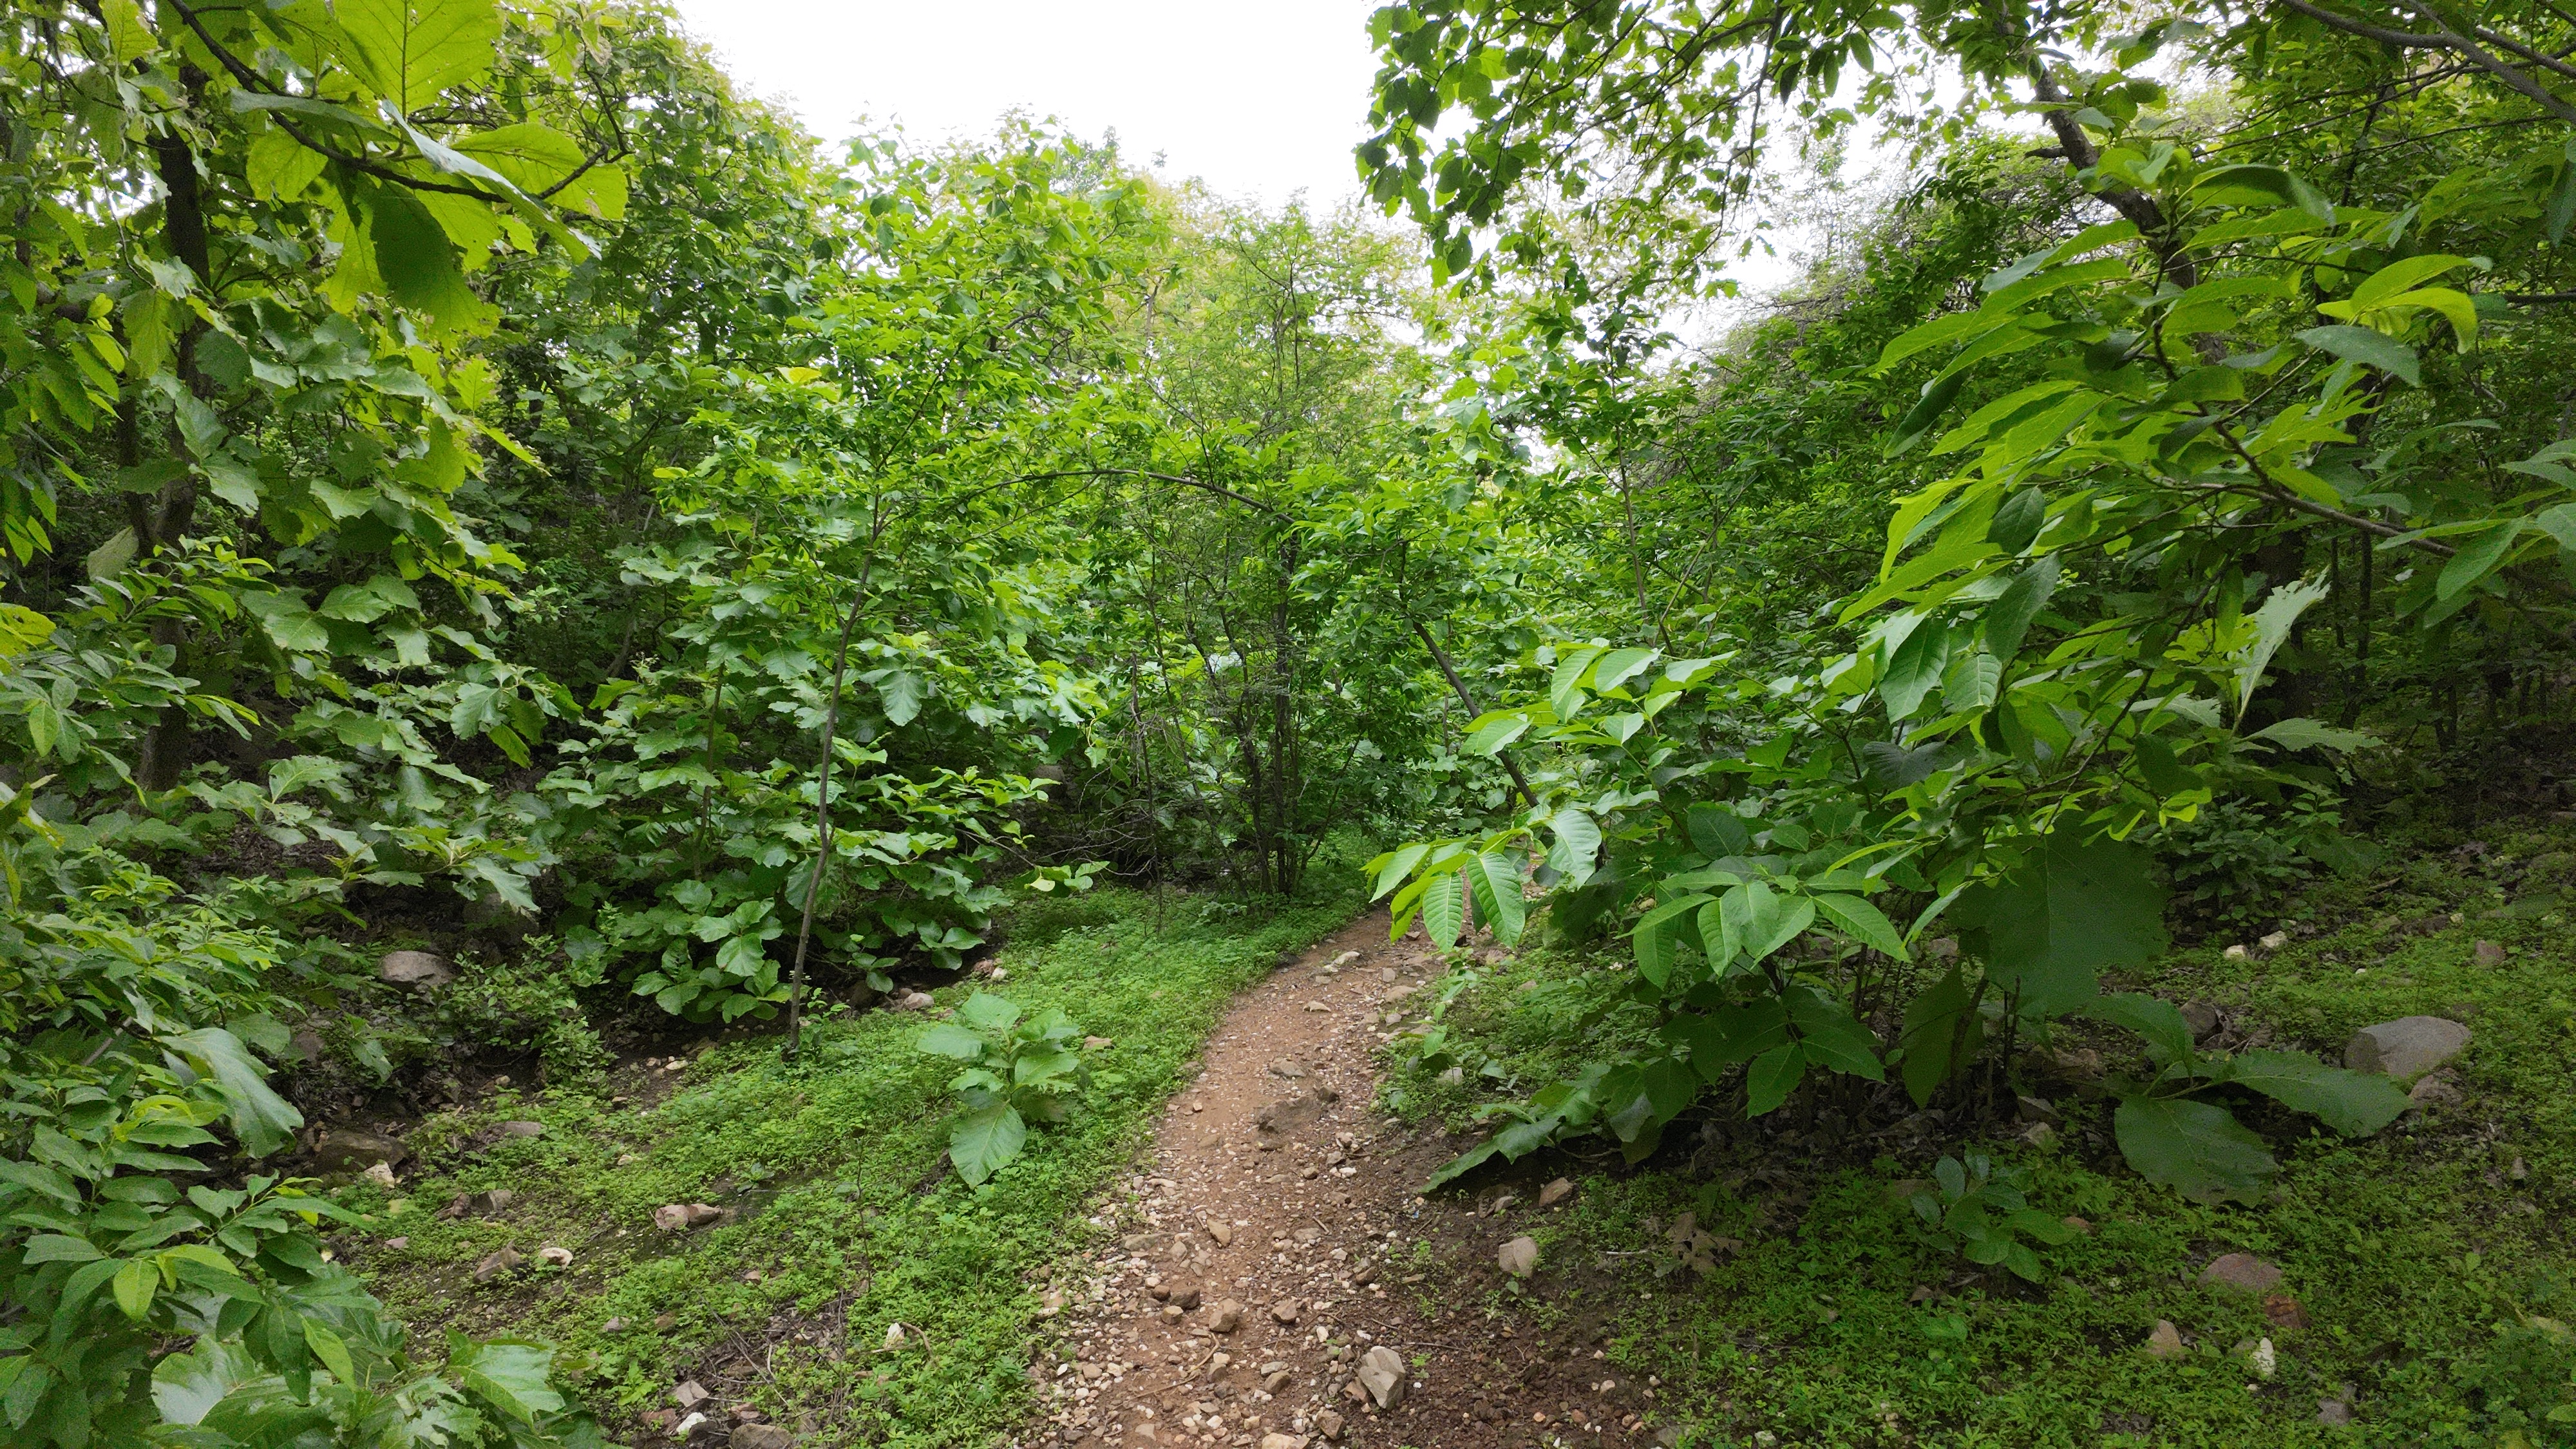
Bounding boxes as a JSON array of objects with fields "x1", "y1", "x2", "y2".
[{"x1": 668, "y1": 0, "x2": 1387, "y2": 214}]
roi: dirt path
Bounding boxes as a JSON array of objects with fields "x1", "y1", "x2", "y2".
[{"x1": 1027, "y1": 915, "x2": 1665, "y2": 1449}]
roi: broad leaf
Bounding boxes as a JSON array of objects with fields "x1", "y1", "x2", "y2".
[
  {"x1": 171, "y1": 1028, "x2": 305, "y2": 1157},
  {"x1": 2113, "y1": 1096, "x2": 2277, "y2": 1204},
  {"x1": 1813, "y1": 893, "x2": 1908, "y2": 959},
  {"x1": 949, "y1": 1102, "x2": 1027, "y2": 1186},
  {"x1": 2217, "y1": 1049, "x2": 2409, "y2": 1136},
  {"x1": 1785, "y1": 987, "x2": 1882, "y2": 1080},
  {"x1": 2236, "y1": 578, "x2": 2328, "y2": 717},
  {"x1": 918, "y1": 1023, "x2": 985, "y2": 1060},
  {"x1": 332, "y1": 0, "x2": 504, "y2": 113},
  {"x1": 1743, "y1": 1042, "x2": 1806, "y2": 1115},
  {"x1": 450, "y1": 1338, "x2": 564, "y2": 1423},
  {"x1": 1899, "y1": 964, "x2": 1980, "y2": 1107},
  {"x1": 2082, "y1": 992, "x2": 2195, "y2": 1067},
  {"x1": 1421, "y1": 871, "x2": 1465, "y2": 948},
  {"x1": 1973, "y1": 835, "x2": 2167, "y2": 1014},
  {"x1": 957, "y1": 992, "x2": 1019, "y2": 1032}
]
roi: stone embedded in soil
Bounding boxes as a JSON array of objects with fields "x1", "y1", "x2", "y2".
[
  {"x1": 1314, "y1": 1410, "x2": 1346, "y2": 1441},
  {"x1": 2180, "y1": 1001, "x2": 2221, "y2": 1041},
  {"x1": 537, "y1": 1245, "x2": 573, "y2": 1267},
  {"x1": 2318, "y1": 1397, "x2": 2353, "y2": 1426},
  {"x1": 473, "y1": 1247, "x2": 524, "y2": 1282},
  {"x1": 1204, "y1": 1299, "x2": 1243, "y2": 1333},
  {"x1": 2474, "y1": 939, "x2": 2506, "y2": 965},
  {"x1": 2014, "y1": 1095, "x2": 2060, "y2": 1124},
  {"x1": 731, "y1": 1426, "x2": 794, "y2": 1449},
  {"x1": 495, "y1": 1120, "x2": 545, "y2": 1139},
  {"x1": 2264, "y1": 1293, "x2": 2308, "y2": 1330},
  {"x1": 1356, "y1": 1345, "x2": 1406, "y2": 1410},
  {"x1": 1167, "y1": 1282, "x2": 1202, "y2": 1310},
  {"x1": 313, "y1": 1129, "x2": 407, "y2": 1173},
  {"x1": 1270, "y1": 1299, "x2": 1301, "y2": 1325},
  {"x1": 2409, "y1": 1072, "x2": 2465, "y2": 1110},
  {"x1": 2200, "y1": 1253, "x2": 2283, "y2": 1293},
  {"x1": 1204, "y1": 1220, "x2": 1233, "y2": 1247},
  {"x1": 2344, "y1": 1016, "x2": 2471, "y2": 1079},
  {"x1": 672, "y1": 1380, "x2": 710, "y2": 1410},
  {"x1": 1259, "y1": 1434, "x2": 1306, "y2": 1449},
  {"x1": 362, "y1": 1162, "x2": 399, "y2": 1189},
  {"x1": 2144, "y1": 1321, "x2": 2185, "y2": 1360},
  {"x1": 1538, "y1": 1177, "x2": 1574, "y2": 1208},
  {"x1": 1497, "y1": 1236, "x2": 1539, "y2": 1278},
  {"x1": 377, "y1": 950, "x2": 454, "y2": 989}
]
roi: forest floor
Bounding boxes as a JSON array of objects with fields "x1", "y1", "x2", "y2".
[{"x1": 310, "y1": 808, "x2": 2576, "y2": 1449}]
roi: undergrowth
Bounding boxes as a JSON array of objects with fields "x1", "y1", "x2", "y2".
[
  {"x1": 1387, "y1": 815, "x2": 2576, "y2": 1447},
  {"x1": 336, "y1": 864, "x2": 1365, "y2": 1446}
]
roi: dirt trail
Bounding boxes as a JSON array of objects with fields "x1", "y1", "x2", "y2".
[{"x1": 1027, "y1": 914, "x2": 1665, "y2": 1449}]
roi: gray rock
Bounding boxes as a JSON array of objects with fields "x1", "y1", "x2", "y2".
[
  {"x1": 2344, "y1": 1016, "x2": 2471, "y2": 1079},
  {"x1": 2408, "y1": 1072, "x2": 2464, "y2": 1111},
  {"x1": 377, "y1": 950, "x2": 454, "y2": 989},
  {"x1": 472, "y1": 1247, "x2": 524, "y2": 1282},
  {"x1": 1497, "y1": 1236, "x2": 1538, "y2": 1278},
  {"x1": 495, "y1": 1120, "x2": 545, "y2": 1139},
  {"x1": 2144, "y1": 1320, "x2": 2184, "y2": 1360},
  {"x1": 1539, "y1": 1177, "x2": 1575, "y2": 1208},
  {"x1": 313, "y1": 1129, "x2": 406, "y2": 1173},
  {"x1": 2179, "y1": 1001, "x2": 2220, "y2": 1041},
  {"x1": 1314, "y1": 1411, "x2": 1346, "y2": 1442},
  {"x1": 2317, "y1": 1397, "x2": 2352, "y2": 1427},
  {"x1": 1204, "y1": 1298, "x2": 1242, "y2": 1333},
  {"x1": 1355, "y1": 1344, "x2": 1406, "y2": 1410},
  {"x1": 731, "y1": 1426, "x2": 794, "y2": 1449}
]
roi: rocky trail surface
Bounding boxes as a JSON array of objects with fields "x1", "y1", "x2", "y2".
[{"x1": 1028, "y1": 915, "x2": 1667, "y2": 1449}]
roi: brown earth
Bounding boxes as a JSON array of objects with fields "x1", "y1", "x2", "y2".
[{"x1": 1025, "y1": 914, "x2": 1679, "y2": 1449}]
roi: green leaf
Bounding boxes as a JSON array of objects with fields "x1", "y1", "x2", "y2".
[
  {"x1": 949, "y1": 1102, "x2": 1027, "y2": 1186},
  {"x1": 2437, "y1": 522, "x2": 2522, "y2": 603},
  {"x1": 1899, "y1": 964, "x2": 1980, "y2": 1107},
  {"x1": 876, "y1": 670, "x2": 927, "y2": 726},
  {"x1": 112, "y1": 1258, "x2": 158, "y2": 1321},
  {"x1": 2217, "y1": 1049, "x2": 2409, "y2": 1135},
  {"x1": 1985, "y1": 487, "x2": 2045, "y2": 555},
  {"x1": 2082, "y1": 992, "x2": 2195, "y2": 1066},
  {"x1": 1980, "y1": 554, "x2": 2060, "y2": 663},
  {"x1": 1879, "y1": 616, "x2": 1950, "y2": 721},
  {"x1": 0, "y1": 603, "x2": 55, "y2": 661},
  {"x1": 1461, "y1": 712, "x2": 1529, "y2": 756},
  {"x1": 1370, "y1": 842, "x2": 1430, "y2": 899},
  {"x1": 918, "y1": 1023, "x2": 985, "y2": 1060},
  {"x1": 1743, "y1": 1042, "x2": 1806, "y2": 1115},
  {"x1": 23, "y1": 1234, "x2": 103, "y2": 1264},
  {"x1": 1631, "y1": 892, "x2": 1712, "y2": 985},
  {"x1": 1671, "y1": 999, "x2": 1789, "y2": 1078},
  {"x1": 302, "y1": 1320, "x2": 357, "y2": 1384},
  {"x1": 1719, "y1": 882, "x2": 1814, "y2": 968},
  {"x1": 1886, "y1": 370, "x2": 1967, "y2": 457},
  {"x1": 1785, "y1": 986, "x2": 1882, "y2": 1081},
  {"x1": 2248, "y1": 717, "x2": 2378, "y2": 752},
  {"x1": 2235, "y1": 578, "x2": 2328, "y2": 718},
  {"x1": 1974, "y1": 834, "x2": 2168, "y2": 1014},
  {"x1": 2295, "y1": 325, "x2": 2419, "y2": 386},
  {"x1": 1685, "y1": 802, "x2": 1752, "y2": 857},
  {"x1": 1465, "y1": 848, "x2": 1528, "y2": 944},
  {"x1": 151, "y1": 1338, "x2": 267, "y2": 1427},
  {"x1": 362, "y1": 182, "x2": 496, "y2": 334},
  {"x1": 330, "y1": 0, "x2": 504, "y2": 112},
  {"x1": 957, "y1": 992, "x2": 1019, "y2": 1032},
  {"x1": 1421, "y1": 871, "x2": 1466, "y2": 949},
  {"x1": 1591, "y1": 647, "x2": 1658, "y2": 694},
  {"x1": 1546, "y1": 809, "x2": 1601, "y2": 884},
  {"x1": 171, "y1": 1028, "x2": 305, "y2": 1157},
  {"x1": 450, "y1": 1338, "x2": 564, "y2": 1423},
  {"x1": 2112, "y1": 1096, "x2": 2278, "y2": 1204},
  {"x1": 1813, "y1": 893, "x2": 1908, "y2": 959},
  {"x1": 1549, "y1": 645, "x2": 1605, "y2": 719}
]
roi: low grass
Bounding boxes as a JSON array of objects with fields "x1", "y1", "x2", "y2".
[
  {"x1": 336, "y1": 866, "x2": 1364, "y2": 1446},
  {"x1": 1384, "y1": 817, "x2": 2576, "y2": 1448}
]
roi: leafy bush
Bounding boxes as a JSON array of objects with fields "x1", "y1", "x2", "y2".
[
  {"x1": 917, "y1": 993, "x2": 1094, "y2": 1185},
  {"x1": 2157, "y1": 782, "x2": 2374, "y2": 933}
]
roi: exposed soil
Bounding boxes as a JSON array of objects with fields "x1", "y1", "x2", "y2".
[{"x1": 1027, "y1": 914, "x2": 1676, "y2": 1449}]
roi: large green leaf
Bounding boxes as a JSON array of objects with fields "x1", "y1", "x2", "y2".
[
  {"x1": 1670, "y1": 999, "x2": 1788, "y2": 1079},
  {"x1": 1879, "y1": 615, "x2": 1949, "y2": 720},
  {"x1": 1973, "y1": 834, "x2": 2167, "y2": 1014},
  {"x1": 917, "y1": 1023, "x2": 985, "y2": 1061},
  {"x1": 449, "y1": 1338, "x2": 564, "y2": 1423},
  {"x1": 1546, "y1": 809, "x2": 1601, "y2": 884},
  {"x1": 957, "y1": 992, "x2": 1019, "y2": 1032},
  {"x1": 2082, "y1": 992, "x2": 2195, "y2": 1067},
  {"x1": 1743, "y1": 1042, "x2": 1806, "y2": 1115},
  {"x1": 2217, "y1": 1049, "x2": 2409, "y2": 1136},
  {"x1": 949, "y1": 1102, "x2": 1027, "y2": 1186},
  {"x1": 1465, "y1": 848, "x2": 1527, "y2": 944},
  {"x1": 171, "y1": 1028, "x2": 304, "y2": 1157},
  {"x1": 1421, "y1": 871, "x2": 1466, "y2": 948},
  {"x1": 331, "y1": 0, "x2": 504, "y2": 113},
  {"x1": 2235, "y1": 578, "x2": 2328, "y2": 717},
  {"x1": 1718, "y1": 881, "x2": 1813, "y2": 969},
  {"x1": 2112, "y1": 1096, "x2": 2277, "y2": 1204},
  {"x1": 1813, "y1": 893, "x2": 1907, "y2": 958}
]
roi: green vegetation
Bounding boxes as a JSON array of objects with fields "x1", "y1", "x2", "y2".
[
  {"x1": 1388, "y1": 814, "x2": 2576, "y2": 1445},
  {"x1": 10, "y1": 0, "x2": 2576, "y2": 1444},
  {"x1": 353, "y1": 877, "x2": 1360, "y2": 1448}
]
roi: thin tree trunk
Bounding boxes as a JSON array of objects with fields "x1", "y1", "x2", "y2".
[{"x1": 784, "y1": 515, "x2": 882, "y2": 1061}]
